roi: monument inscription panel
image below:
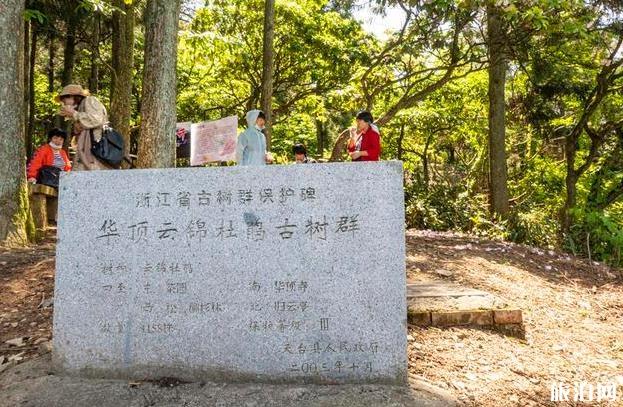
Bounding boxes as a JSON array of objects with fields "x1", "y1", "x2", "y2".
[{"x1": 53, "y1": 161, "x2": 407, "y2": 384}]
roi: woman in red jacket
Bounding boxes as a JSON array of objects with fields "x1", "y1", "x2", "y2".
[
  {"x1": 27, "y1": 128, "x2": 72, "y2": 183},
  {"x1": 347, "y1": 110, "x2": 381, "y2": 161}
]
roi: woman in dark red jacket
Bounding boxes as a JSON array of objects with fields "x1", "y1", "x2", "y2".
[
  {"x1": 27, "y1": 128, "x2": 72, "y2": 182},
  {"x1": 347, "y1": 110, "x2": 381, "y2": 161}
]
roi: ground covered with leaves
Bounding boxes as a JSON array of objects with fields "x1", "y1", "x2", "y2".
[
  {"x1": 0, "y1": 234, "x2": 55, "y2": 369},
  {"x1": 406, "y1": 230, "x2": 623, "y2": 406}
]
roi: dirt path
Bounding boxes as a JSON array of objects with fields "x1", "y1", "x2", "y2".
[
  {"x1": 1, "y1": 230, "x2": 623, "y2": 406},
  {"x1": 0, "y1": 234, "x2": 55, "y2": 365}
]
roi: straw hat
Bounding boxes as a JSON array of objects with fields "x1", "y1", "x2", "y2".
[{"x1": 55, "y1": 84, "x2": 89, "y2": 102}]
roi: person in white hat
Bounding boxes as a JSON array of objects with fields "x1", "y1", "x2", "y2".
[
  {"x1": 57, "y1": 84, "x2": 112, "y2": 171},
  {"x1": 236, "y1": 110, "x2": 273, "y2": 166}
]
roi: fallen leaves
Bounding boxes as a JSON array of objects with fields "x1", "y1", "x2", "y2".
[
  {"x1": 5, "y1": 337, "x2": 26, "y2": 347},
  {"x1": 406, "y1": 230, "x2": 623, "y2": 407},
  {"x1": 38, "y1": 297, "x2": 53, "y2": 309}
]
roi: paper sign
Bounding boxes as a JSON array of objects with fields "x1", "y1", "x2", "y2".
[{"x1": 190, "y1": 116, "x2": 238, "y2": 165}]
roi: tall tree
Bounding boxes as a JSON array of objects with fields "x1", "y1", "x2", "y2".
[
  {"x1": 61, "y1": 10, "x2": 78, "y2": 86},
  {"x1": 260, "y1": 0, "x2": 275, "y2": 148},
  {"x1": 47, "y1": 33, "x2": 55, "y2": 93},
  {"x1": 27, "y1": 23, "x2": 37, "y2": 159},
  {"x1": 137, "y1": 0, "x2": 181, "y2": 168},
  {"x1": 110, "y1": 0, "x2": 135, "y2": 153},
  {"x1": 88, "y1": 10, "x2": 100, "y2": 93},
  {"x1": 176, "y1": 0, "x2": 367, "y2": 129},
  {"x1": 511, "y1": 1, "x2": 623, "y2": 238},
  {"x1": 23, "y1": 13, "x2": 30, "y2": 144},
  {"x1": 560, "y1": 36, "x2": 623, "y2": 234},
  {"x1": 359, "y1": 2, "x2": 484, "y2": 127},
  {"x1": 316, "y1": 120, "x2": 327, "y2": 156},
  {"x1": 0, "y1": 0, "x2": 35, "y2": 245},
  {"x1": 486, "y1": 2, "x2": 509, "y2": 216}
]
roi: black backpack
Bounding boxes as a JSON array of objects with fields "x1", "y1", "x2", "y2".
[
  {"x1": 37, "y1": 165, "x2": 61, "y2": 188},
  {"x1": 90, "y1": 127, "x2": 125, "y2": 168}
]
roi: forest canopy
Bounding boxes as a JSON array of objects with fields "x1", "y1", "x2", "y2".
[{"x1": 7, "y1": 0, "x2": 623, "y2": 265}]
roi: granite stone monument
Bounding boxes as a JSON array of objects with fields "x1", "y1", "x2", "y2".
[{"x1": 52, "y1": 161, "x2": 407, "y2": 384}]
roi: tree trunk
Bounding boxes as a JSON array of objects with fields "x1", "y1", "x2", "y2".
[
  {"x1": 23, "y1": 19, "x2": 31, "y2": 157},
  {"x1": 246, "y1": 87, "x2": 260, "y2": 113},
  {"x1": 260, "y1": 0, "x2": 275, "y2": 149},
  {"x1": 329, "y1": 129, "x2": 350, "y2": 162},
  {"x1": 61, "y1": 14, "x2": 77, "y2": 86},
  {"x1": 486, "y1": 3, "x2": 510, "y2": 217},
  {"x1": 561, "y1": 137, "x2": 578, "y2": 234},
  {"x1": 46, "y1": 33, "x2": 56, "y2": 133},
  {"x1": 59, "y1": 12, "x2": 78, "y2": 132},
  {"x1": 137, "y1": 0, "x2": 180, "y2": 169},
  {"x1": 48, "y1": 34, "x2": 55, "y2": 93},
  {"x1": 27, "y1": 26, "x2": 37, "y2": 159},
  {"x1": 0, "y1": 0, "x2": 35, "y2": 245},
  {"x1": 397, "y1": 123, "x2": 405, "y2": 161},
  {"x1": 88, "y1": 11, "x2": 100, "y2": 93},
  {"x1": 110, "y1": 0, "x2": 135, "y2": 155},
  {"x1": 447, "y1": 145, "x2": 456, "y2": 164},
  {"x1": 422, "y1": 134, "x2": 433, "y2": 191},
  {"x1": 587, "y1": 134, "x2": 623, "y2": 211},
  {"x1": 316, "y1": 120, "x2": 326, "y2": 157}
]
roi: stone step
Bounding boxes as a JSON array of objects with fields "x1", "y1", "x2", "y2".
[{"x1": 406, "y1": 282, "x2": 525, "y2": 339}]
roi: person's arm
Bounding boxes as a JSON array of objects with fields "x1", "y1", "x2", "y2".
[
  {"x1": 72, "y1": 96, "x2": 106, "y2": 129},
  {"x1": 61, "y1": 150, "x2": 72, "y2": 172},
  {"x1": 236, "y1": 133, "x2": 247, "y2": 163},
  {"x1": 359, "y1": 130, "x2": 381, "y2": 160},
  {"x1": 28, "y1": 146, "x2": 48, "y2": 181}
]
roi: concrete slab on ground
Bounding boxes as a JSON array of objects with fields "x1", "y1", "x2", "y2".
[
  {"x1": 0, "y1": 355, "x2": 456, "y2": 407},
  {"x1": 407, "y1": 282, "x2": 507, "y2": 311}
]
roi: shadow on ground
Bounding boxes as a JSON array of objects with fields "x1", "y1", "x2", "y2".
[{"x1": 406, "y1": 230, "x2": 622, "y2": 289}]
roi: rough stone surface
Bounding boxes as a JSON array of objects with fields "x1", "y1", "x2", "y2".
[
  {"x1": 430, "y1": 311, "x2": 493, "y2": 327},
  {"x1": 407, "y1": 311, "x2": 431, "y2": 326},
  {"x1": 406, "y1": 282, "x2": 503, "y2": 312},
  {"x1": 0, "y1": 355, "x2": 454, "y2": 407},
  {"x1": 53, "y1": 162, "x2": 407, "y2": 384},
  {"x1": 492, "y1": 309, "x2": 523, "y2": 325}
]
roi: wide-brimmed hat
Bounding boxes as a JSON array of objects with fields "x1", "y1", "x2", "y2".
[{"x1": 55, "y1": 84, "x2": 89, "y2": 102}]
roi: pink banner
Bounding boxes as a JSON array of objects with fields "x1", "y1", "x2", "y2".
[{"x1": 190, "y1": 116, "x2": 238, "y2": 166}]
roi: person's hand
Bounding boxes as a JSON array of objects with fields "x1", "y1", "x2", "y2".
[
  {"x1": 27, "y1": 178, "x2": 36, "y2": 183},
  {"x1": 60, "y1": 104, "x2": 76, "y2": 118},
  {"x1": 265, "y1": 152, "x2": 274, "y2": 164},
  {"x1": 73, "y1": 122, "x2": 84, "y2": 135},
  {"x1": 349, "y1": 151, "x2": 362, "y2": 160}
]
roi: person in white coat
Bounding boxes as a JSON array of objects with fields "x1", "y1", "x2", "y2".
[{"x1": 236, "y1": 110, "x2": 273, "y2": 166}]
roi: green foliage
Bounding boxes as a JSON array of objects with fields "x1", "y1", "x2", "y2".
[
  {"x1": 176, "y1": 0, "x2": 370, "y2": 157},
  {"x1": 568, "y1": 208, "x2": 623, "y2": 265},
  {"x1": 24, "y1": 9, "x2": 47, "y2": 24},
  {"x1": 23, "y1": 0, "x2": 623, "y2": 266},
  {"x1": 405, "y1": 177, "x2": 488, "y2": 232}
]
